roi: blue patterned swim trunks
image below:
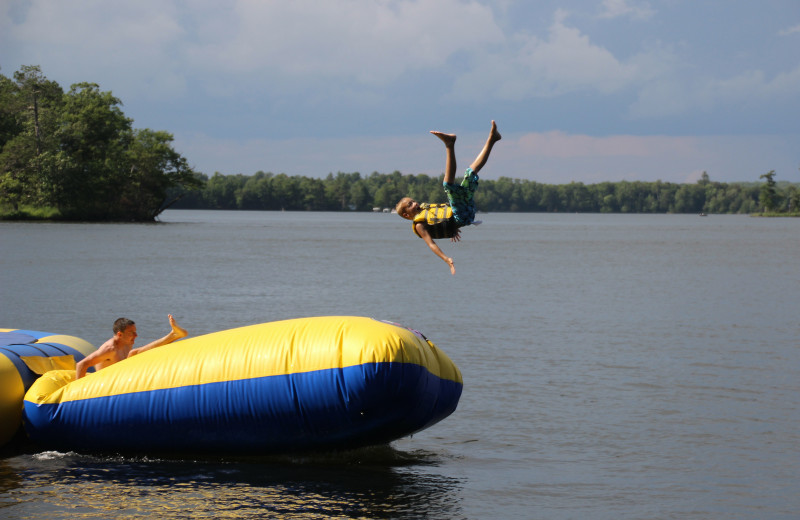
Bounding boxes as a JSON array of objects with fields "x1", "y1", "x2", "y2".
[{"x1": 443, "y1": 168, "x2": 479, "y2": 225}]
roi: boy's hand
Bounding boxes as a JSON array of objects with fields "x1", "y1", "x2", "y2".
[{"x1": 450, "y1": 229, "x2": 461, "y2": 242}]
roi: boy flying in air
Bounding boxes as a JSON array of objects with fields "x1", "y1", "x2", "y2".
[{"x1": 396, "y1": 120, "x2": 501, "y2": 274}]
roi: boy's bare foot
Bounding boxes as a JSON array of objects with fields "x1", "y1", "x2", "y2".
[
  {"x1": 168, "y1": 314, "x2": 188, "y2": 339},
  {"x1": 430, "y1": 130, "x2": 456, "y2": 147},
  {"x1": 489, "y1": 120, "x2": 502, "y2": 143}
]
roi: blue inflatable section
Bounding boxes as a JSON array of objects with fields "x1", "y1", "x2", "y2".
[
  {"x1": 1, "y1": 328, "x2": 97, "y2": 446},
  {"x1": 0, "y1": 331, "x2": 92, "y2": 389},
  {"x1": 25, "y1": 362, "x2": 461, "y2": 453}
]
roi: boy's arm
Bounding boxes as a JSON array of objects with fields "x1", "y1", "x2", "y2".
[
  {"x1": 415, "y1": 223, "x2": 456, "y2": 275},
  {"x1": 75, "y1": 346, "x2": 114, "y2": 379}
]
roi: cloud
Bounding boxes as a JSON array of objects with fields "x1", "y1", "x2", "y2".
[
  {"x1": 185, "y1": 0, "x2": 504, "y2": 88},
  {"x1": 3, "y1": 0, "x2": 187, "y2": 98},
  {"x1": 494, "y1": 131, "x2": 707, "y2": 183},
  {"x1": 514, "y1": 131, "x2": 698, "y2": 159},
  {"x1": 6, "y1": 0, "x2": 182, "y2": 48},
  {"x1": 4, "y1": 0, "x2": 505, "y2": 100},
  {"x1": 493, "y1": 131, "x2": 799, "y2": 184},
  {"x1": 451, "y1": 9, "x2": 658, "y2": 101},
  {"x1": 3, "y1": 1, "x2": 798, "y2": 154},
  {"x1": 598, "y1": 0, "x2": 655, "y2": 20},
  {"x1": 6, "y1": 0, "x2": 796, "y2": 125},
  {"x1": 779, "y1": 24, "x2": 800, "y2": 36},
  {"x1": 6, "y1": 1, "x2": 662, "y2": 106},
  {"x1": 630, "y1": 64, "x2": 800, "y2": 118},
  {"x1": 175, "y1": 131, "x2": 438, "y2": 177},
  {"x1": 450, "y1": 6, "x2": 799, "y2": 123}
]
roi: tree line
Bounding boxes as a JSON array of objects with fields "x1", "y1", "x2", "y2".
[
  {"x1": 170, "y1": 169, "x2": 800, "y2": 215},
  {"x1": 1, "y1": 65, "x2": 200, "y2": 221},
  {"x1": 3, "y1": 65, "x2": 797, "y2": 220}
]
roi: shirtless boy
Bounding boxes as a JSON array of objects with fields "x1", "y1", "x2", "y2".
[{"x1": 75, "y1": 314, "x2": 187, "y2": 379}]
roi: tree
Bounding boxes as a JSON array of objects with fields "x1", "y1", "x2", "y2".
[
  {"x1": 785, "y1": 184, "x2": 800, "y2": 213},
  {"x1": 205, "y1": 172, "x2": 244, "y2": 209},
  {"x1": 325, "y1": 171, "x2": 361, "y2": 210},
  {"x1": 120, "y1": 129, "x2": 202, "y2": 219},
  {"x1": 348, "y1": 178, "x2": 369, "y2": 210},
  {"x1": 372, "y1": 183, "x2": 395, "y2": 209},
  {"x1": 672, "y1": 184, "x2": 705, "y2": 213},
  {"x1": 0, "y1": 70, "x2": 24, "y2": 150},
  {"x1": 0, "y1": 66, "x2": 202, "y2": 220},
  {"x1": 0, "y1": 66, "x2": 64, "y2": 211},
  {"x1": 299, "y1": 176, "x2": 326, "y2": 210},
  {"x1": 538, "y1": 184, "x2": 560, "y2": 212},
  {"x1": 271, "y1": 173, "x2": 299, "y2": 210},
  {"x1": 49, "y1": 82, "x2": 132, "y2": 219},
  {"x1": 759, "y1": 170, "x2": 779, "y2": 213}
]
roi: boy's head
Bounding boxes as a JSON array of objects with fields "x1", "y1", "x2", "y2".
[
  {"x1": 113, "y1": 317, "x2": 136, "y2": 334},
  {"x1": 395, "y1": 197, "x2": 420, "y2": 220}
]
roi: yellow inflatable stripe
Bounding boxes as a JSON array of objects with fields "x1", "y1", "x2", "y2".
[
  {"x1": 37, "y1": 335, "x2": 96, "y2": 357},
  {"x1": 47, "y1": 317, "x2": 461, "y2": 405},
  {"x1": 21, "y1": 355, "x2": 76, "y2": 375},
  {"x1": 24, "y1": 369, "x2": 75, "y2": 405},
  {"x1": 0, "y1": 354, "x2": 25, "y2": 445}
]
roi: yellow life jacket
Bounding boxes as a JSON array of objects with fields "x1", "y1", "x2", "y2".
[{"x1": 412, "y1": 203, "x2": 459, "y2": 239}]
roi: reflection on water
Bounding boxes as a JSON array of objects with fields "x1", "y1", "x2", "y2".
[
  {"x1": 0, "y1": 459, "x2": 22, "y2": 495},
  {"x1": 1, "y1": 446, "x2": 464, "y2": 519}
]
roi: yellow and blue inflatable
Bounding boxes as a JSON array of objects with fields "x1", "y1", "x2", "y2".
[
  {"x1": 0, "y1": 328, "x2": 96, "y2": 446},
  {"x1": 22, "y1": 316, "x2": 463, "y2": 454}
]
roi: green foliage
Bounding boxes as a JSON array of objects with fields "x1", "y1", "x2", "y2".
[
  {"x1": 116, "y1": 129, "x2": 202, "y2": 219},
  {"x1": 759, "y1": 170, "x2": 779, "y2": 213},
  {"x1": 786, "y1": 184, "x2": 800, "y2": 213},
  {"x1": 0, "y1": 65, "x2": 65, "y2": 211},
  {"x1": 0, "y1": 66, "x2": 200, "y2": 221},
  {"x1": 0, "y1": 203, "x2": 60, "y2": 220},
  {"x1": 169, "y1": 168, "x2": 795, "y2": 215}
]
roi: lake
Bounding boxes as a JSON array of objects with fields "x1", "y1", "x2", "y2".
[{"x1": 1, "y1": 210, "x2": 798, "y2": 519}]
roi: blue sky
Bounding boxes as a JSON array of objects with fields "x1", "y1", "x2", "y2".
[{"x1": 2, "y1": 0, "x2": 799, "y2": 184}]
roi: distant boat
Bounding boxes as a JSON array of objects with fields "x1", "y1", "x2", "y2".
[{"x1": 699, "y1": 212, "x2": 708, "y2": 217}]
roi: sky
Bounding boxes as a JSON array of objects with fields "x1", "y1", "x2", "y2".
[{"x1": 2, "y1": 0, "x2": 799, "y2": 184}]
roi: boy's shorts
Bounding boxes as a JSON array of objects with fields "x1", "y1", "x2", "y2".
[{"x1": 443, "y1": 168, "x2": 479, "y2": 225}]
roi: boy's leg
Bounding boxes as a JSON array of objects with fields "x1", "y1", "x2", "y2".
[
  {"x1": 444, "y1": 169, "x2": 478, "y2": 226},
  {"x1": 444, "y1": 183, "x2": 476, "y2": 225},
  {"x1": 430, "y1": 131, "x2": 457, "y2": 184},
  {"x1": 468, "y1": 120, "x2": 502, "y2": 174}
]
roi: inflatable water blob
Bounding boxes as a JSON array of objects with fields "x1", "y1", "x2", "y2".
[
  {"x1": 0, "y1": 328, "x2": 96, "y2": 446},
  {"x1": 23, "y1": 316, "x2": 463, "y2": 454}
]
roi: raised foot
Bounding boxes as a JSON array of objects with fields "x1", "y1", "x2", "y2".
[
  {"x1": 168, "y1": 314, "x2": 188, "y2": 339},
  {"x1": 430, "y1": 130, "x2": 456, "y2": 147},
  {"x1": 489, "y1": 120, "x2": 501, "y2": 143}
]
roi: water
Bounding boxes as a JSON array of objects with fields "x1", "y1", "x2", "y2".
[{"x1": 1, "y1": 211, "x2": 798, "y2": 519}]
